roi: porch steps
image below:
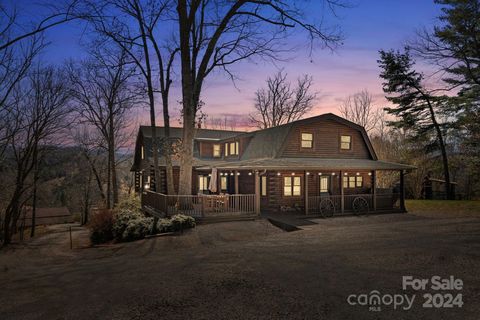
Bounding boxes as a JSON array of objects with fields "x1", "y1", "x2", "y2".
[{"x1": 196, "y1": 215, "x2": 259, "y2": 224}]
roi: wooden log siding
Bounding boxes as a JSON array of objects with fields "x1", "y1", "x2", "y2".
[{"x1": 280, "y1": 119, "x2": 371, "y2": 159}]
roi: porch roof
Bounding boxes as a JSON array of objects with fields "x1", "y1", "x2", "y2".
[{"x1": 196, "y1": 158, "x2": 415, "y2": 171}]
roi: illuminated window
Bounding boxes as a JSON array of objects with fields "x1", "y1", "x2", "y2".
[
  {"x1": 141, "y1": 146, "x2": 145, "y2": 159},
  {"x1": 198, "y1": 175, "x2": 209, "y2": 191},
  {"x1": 349, "y1": 176, "x2": 356, "y2": 188},
  {"x1": 213, "y1": 144, "x2": 221, "y2": 157},
  {"x1": 301, "y1": 133, "x2": 313, "y2": 148},
  {"x1": 224, "y1": 143, "x2": 228, "y2": 156},
  {"x1": 320, "y1": 176, "x2": 329, "y2": 193},
  {"x1": 342, "y1": 176, "x2": 363, "y2": 189},
  {"x1": 220, "y1": 176, "x2": 227, "y2": 190},
  {"x1": 356, "y1": 176, "x2": 363, "y2": 188},
  {"x1": 261, "y1": 176, "x2": 267, "y2": 196},
  {"x1": 284, "y1": 176, "x2": 301, "y2": 196},
  {"x1": 235, "y1": 141, "x2": 239, "y2": 154},
  {"x1": 340, "y1": 135, "x2": 351, "y2": 150},
  {"x1": 229, "y1": 142, "x2": 238, "y2": 155}
]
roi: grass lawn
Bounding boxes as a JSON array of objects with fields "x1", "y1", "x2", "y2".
[{"x1": 406, "y1": 199, "x2": 480, "y2": 218}]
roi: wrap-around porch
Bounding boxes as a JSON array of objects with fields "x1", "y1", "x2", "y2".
[{"x1": 141, "y1": 158, "x2": 412, "y2": 219}]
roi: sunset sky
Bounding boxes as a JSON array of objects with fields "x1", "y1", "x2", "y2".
[{"x1": 30, "y1": 0, "x2": 442, "y2": 130}]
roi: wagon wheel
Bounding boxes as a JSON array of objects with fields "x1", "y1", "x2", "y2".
[
  {"x1": 319, "y1": 198, "x2": 335, "y2": 218},
  {"x1": 353, "y1": 197, "x2": 369, "y2": 216}
]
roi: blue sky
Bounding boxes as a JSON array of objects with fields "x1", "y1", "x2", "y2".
[{"x1": 14, "y1": 0, "x2": 443, "y2": 129}]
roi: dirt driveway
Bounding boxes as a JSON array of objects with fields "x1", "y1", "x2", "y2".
[{"x1": 0, "y1": 212, "x2": 479, "y2": 320}]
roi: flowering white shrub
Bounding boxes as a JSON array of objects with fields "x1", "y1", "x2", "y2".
[
  {"x1": 113, "y1": 209, "x2": 153, "y2": 242},
  {"x1": 156, "y1": 214, "x2": 195, "y2": 233}
]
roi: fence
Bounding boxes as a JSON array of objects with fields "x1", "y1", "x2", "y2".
[{"x1": 142, "y1": 191, "x2": 256, "y2": 218}]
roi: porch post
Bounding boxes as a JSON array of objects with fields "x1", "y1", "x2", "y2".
[
  {"x1": 372, "y1": 170, "x2": 377, "y2": 211},
  {"x1": 254, "y1": 171, "x2": 260, "y2": 215},
  {"x1": 234, "y1": 170, "x2": 239, "y2": 194},
  {"x1": 400, "y1": 170, "x2": 406, "y2": 212},
  {"x1": 340, "y1": 170, "x2": 344, "y2": 214},
  {"x1": 304, "y1": 171, "x2": 309, "y2": 215}
]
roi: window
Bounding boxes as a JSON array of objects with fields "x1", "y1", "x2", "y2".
[
  {"x1": 220, "y1": 176, "x2": 227, "y2": 191},
  {"x1": 235, "y1": 141, "x2": 239, "y2": 154},
  {"x1": 320, "y1": 176, "x2": 329, "y2": 193},
  {"x1": 213, "y1": 144, "x2": 221, "y2": 157},
  {"x1": 284, "y1": 176, "x2": 301, "y2": 196},
  {"x1": 261, "y1": 176, "x2": 267, "y2": 196},
  {"x1": 342, "y1": 176, "x2": 363, "y2": 189},
  {"x1": 229, "y1": 141, "x2": 239, "y2": 155},
  {"x1": 224, "y1": 142, "x2": 229, "y2": 156},
  {"x1": 356, "y1": 176, "x2": 363, "y2": 188},
  {"x1": 340, "y1": 135, "x2": 351, "y2": 150},
  {"x1": 301, "y1": 133, "x2": 313, "y2": 148},
  {"x1": 198, "y1": 175, "x2": 209, "y2": 191},
  {"x1": 141, "y1": 146, "x2": 145, "y2": 159}
]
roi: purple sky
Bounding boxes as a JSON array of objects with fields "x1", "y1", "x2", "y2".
[{"x1": 31, "y1": 0, "x2": 442, "y2": 130}]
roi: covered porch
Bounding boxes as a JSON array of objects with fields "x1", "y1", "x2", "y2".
[{"x1": 196, "y1": 158, "x2": 414, "y2": 216}]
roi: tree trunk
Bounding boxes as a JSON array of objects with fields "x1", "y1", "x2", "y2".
[
  {"x1": 106, "y1": 154, "x2": 111, "y2": 209},
  {"x1": 30, "y1": 146, "x2": 39, "y2": 238},
  {"x1": 162, "y1": 94, "x2": 175, "y2": 195},
  {"x1": 109, "y1": 114, "x2": 118, "y2": 205},
  {"x1": 427, "y1": 101, "x2": 452, "y2": 200}
]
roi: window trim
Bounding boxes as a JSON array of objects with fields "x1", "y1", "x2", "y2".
[
  {"x1": 340, "y1": 135, "x2": 352, "y2": 150},
  {"x1": 301, "y1": 132, "x2": 313, "y2": 149}
]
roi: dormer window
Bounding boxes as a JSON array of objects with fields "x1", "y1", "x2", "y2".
[
  {"x1": 301, "y1": 133, "x2": 313, "y2": 148},
  {"x1": 229, "y1": 141, "x2": 239, "y2": 155},
  {"x1": 340, "y1": 135, "x2": 351, "y2": 150},
  {"x1": 224, "y1": 142, "x2": 228, "y2": 156},
  {"x1": 213, "y1": 144, "x2": 221, "y2": 157},
  {"x1": 141, "y1": 146, "x2": 145, "y2": 159}
]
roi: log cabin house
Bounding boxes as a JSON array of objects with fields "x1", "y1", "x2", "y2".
[{"x1": 131, "y1": 113, "x2": 414, "y2": 218}]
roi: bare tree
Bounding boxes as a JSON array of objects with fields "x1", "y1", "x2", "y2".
[
  {"x1": 2, "y1": 66, "x2": 71, "y2": 244},
  {"x1": 338, "y1": 90, "x2": 380, "y2": 134},
  {"x1": 68, "y1": 45, "x2": 140, "y2": 208},
  {"x1": 249, "y1": 71, "x2": 317, "y2": 129},
  {"x1": 176, "y1": 0, "x2": 344, "y2": 195},
  {"x1": 85, "y1": 0, "x2": 178, "y2": 195}
]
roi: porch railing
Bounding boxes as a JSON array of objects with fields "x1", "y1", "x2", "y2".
[
  {"x1": 308, "y1": 192, "x2": 400, "y2": 215},
  {"x1": 142, "y1": 191, "x2": 256, "y2": 218}
]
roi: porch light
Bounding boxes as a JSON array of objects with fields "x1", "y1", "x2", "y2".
[
  {"x1": 344, "y1": 172, "x2": 348, "y2": 176},
  {"x1": 331, "y1": 172, "x2": 335, "y2": 176},
  {"x1": 219, "y1": 172, "x2": 223, "y2": 176},
  {"x1": 248, "y1": 172, "x2": 252, "y2": 176},
  {"x1": 277, "y1": 172, "x2": 281, "y2": 176},
  {"x1": 208, "y1": 174, "x2": 212, "y2": 177},
  {"x1": 291, "y1": 172, "x2": 295, "y2": 176},
  {"x1": 144, "y1": 184, "x2": 150, "y2": 190},
  {"x1": 230, "y1": 172, "x2": 234, "y2": 176},
  {"x1": 318, "y1": 172, "x2": 322, "y2": 176},
  {"x1": 368, "y1": 172, "x2": 372, "y2": 176},
  {"x1": 306, "y1": 172, "x2": 310, "y2": 175},
  {"x1": 237, "y1": 172, "x2": 240, "y2": 176},
  {"x1": 356, "y1": 172, "x2": 360, "y2": 176}
]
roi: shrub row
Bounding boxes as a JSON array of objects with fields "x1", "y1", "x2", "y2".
[{"x1": 88, "y1": 196, "x2": 196, "y2": 244}]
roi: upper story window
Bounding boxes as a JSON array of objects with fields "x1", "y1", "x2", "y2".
[
  {"x1": 213, "y1": 144, "x2": 221, "y2": 157},
  {"x1": 141, "y1": 146, "x2": 145, "y2": 159},
  {"x1": 229, "y1": 141, "x2": 239, "y2": 155},
  {"x1": 340, "y1": 135, "x2": 352, "y2": 150},
  {"x1": 301, "y1": 133, "x2": 313, "y2": 148},
  {"x1": 283, "y1": 176, "x2": 301, "y2": 196},
  {"x1": 224, "y1": 142, "x2": 229, "y2": 156}
]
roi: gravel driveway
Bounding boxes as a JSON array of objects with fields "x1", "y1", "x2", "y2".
[{"x1": 0, "y1": 212, "x2": 479, "y2": 320}]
